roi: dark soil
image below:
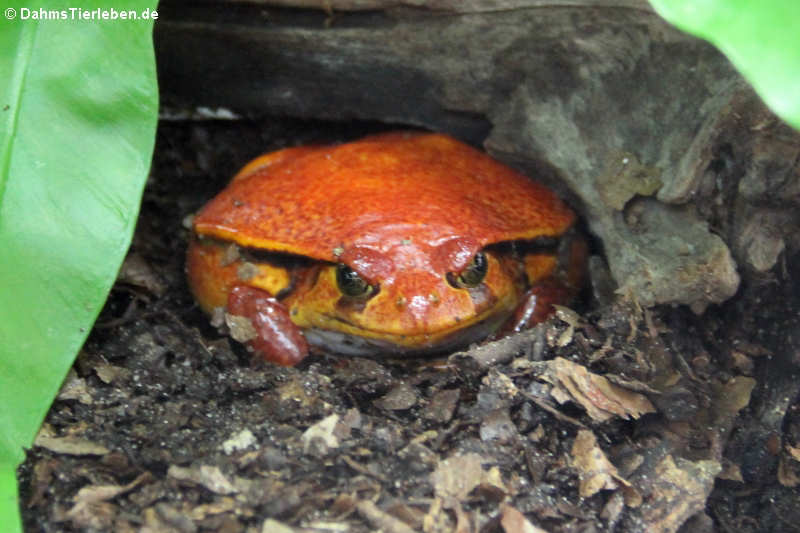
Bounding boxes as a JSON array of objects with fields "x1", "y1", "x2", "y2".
[{"x1": 18, "y1": 118, "x2": 800, "y2": 532}]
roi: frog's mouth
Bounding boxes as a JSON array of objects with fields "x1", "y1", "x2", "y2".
[{"x1": 302, "y1": 311, "x2": 512, "y2": 357}]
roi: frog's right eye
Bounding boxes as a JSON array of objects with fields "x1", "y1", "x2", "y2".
[{"x1": 336, "y1": 264, "x2": 377, "y2": 299}]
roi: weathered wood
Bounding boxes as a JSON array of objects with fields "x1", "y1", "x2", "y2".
[{"x1": 155, "y1": 0, "x2": 800, "y2": 311}]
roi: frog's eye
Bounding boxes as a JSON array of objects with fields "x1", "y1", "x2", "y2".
[
  {"x1": 336, "y1": 264, "x2": 376, "y2": 298},
  {"x1": 447, "y1": 252, "x2": 488, "y2": 289}
]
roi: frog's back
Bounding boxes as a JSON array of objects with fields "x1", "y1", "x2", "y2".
[{"x1": 192, "y1": 132, "x2": 575, "y2": 260}]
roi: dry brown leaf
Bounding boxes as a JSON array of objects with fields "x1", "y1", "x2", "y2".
[
  {"x1": 376, "y1": 383, "x2": 419, "y2": 410},
  {"x1": 225, "y1": 313, "x2": 257, "y2": 342},
  {"x1": 168, "y1": 465, "x2": 238, "y2": 494},
  {"x1": 537, "y1": 357, "x2": 656, "y2": 421},
  {"x1": 65, "y1": 501, "x2": 116, "y2": 531},
  {"x1": 94, "y1": 362, "x2": 130, "y2": 385},
  {"x1": 142, "y1": 503, "x2": 197, "y2": 533},
  {"x1": 337, "y1": 407, "x2": 363, "y2": 437},
  {"x1": 118, "y1": 252, "x2": 167, "y2": 296},
  {"x1": 73, "y1": 473, "x2": 151, "y2": 504},
  {"x1": 261, "y1": 518, "x2": 296, "y2": 533},
  {"x1": 422, "y1": 388, "x2": 460, "y2": 424},
  {"x1": 638, "y1": 455, "x2": 721, "y2": 532},
  {"x1": 189, "y1": 497, "x2": 236, "y2": 520},
  {"x1": 357, "y1": 500, "x2": 417, "y2": 533},
  {"x1": 57, "y1": 370, "x2": 93, "y2": 405},
  {"x1": 778, "y1": 457, "x2": 800, "y2": 487},
  {"x1": 301, "y1": 413, "x2": 340, "y2": 454},
  {"x1": 430, "y1": 453, "x2": 484, "y2": 500},
  {"x1": 430, "y1": 452, "x2": 509, "y2": 503},
  {"x1": 570, "y1": 430, "x2": 642, "y2": 507},
  {"x1": 571, "y1": 430, "x2": 622, "y2": 497},
  {"x1": 786, "y1": 443, "x2": 800, "y2": 462},
  {"x1": 436, "y1": 497, "x2": 474, "y2": 533},
  {"x1": 553, "y1": 305, "x2": 580, "y2": 347},
  {"x1": 66, "y1": 473, "x2": 151, "y2": 529},
  {"x1": 306, "y1": 520, "x2": 353, "y2": 531},
  {"x1": 221, "y1": 428, "x2": 257, "y2": 455},
  {"x1": 34, "y1": 435, "x2": 109, "y2": 456},
  {"x1": 385, "y1": 502, "x2": 427, "y2": 531},
  {"x1": 712, "y1": 376, "x2": 756, "y2": 419},
  {"x1": 28, "y1": 459, "x2": 57, "y2": 507},
  {"x1": 480, "y1": 466, "x2": 509, "y2": 496},
  {"x1": 423, "y1": 498, "x2": 452, "y2": 533},
  {"x1": 482, "y1": 369, "x2": 519, "y2": 399},
  {"x1": 717, "y1": 460, "x2": 744, "y2": 482},
  {"x1": 499, "y1": 505, "x2": 550, "y2": 533},
  {"x1": 600, "y1": 492, "x2": 626, "y2": 526}
]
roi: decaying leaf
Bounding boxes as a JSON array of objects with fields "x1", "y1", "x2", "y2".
[
  {"x1": 225, "y1": 313, "x2": 257, "y2": 342},
  {"x1": 168, "y1": 464, "x2": 238, "y2": 494},
  {"x1": 712, "y1": 376, "x2": 757, "y2": 419},
  {"x1": 94, "y1": 362, "x2": 130, "y2": 385},
  {"x1": 570, "y1": 429, "x2": 641, "y2": 507},
  {"x1": 57, "y1": 369, "x2": 93, "y2": 405},
  {"x1": 637, "y1": 455, "x2": 721, "y2": 533},
  {"x1": 535, "y1": 357, "x2": 656, "y2": 421},
  {"x1": 787, "y1": 444, "x2": 800, "y2": 461},
  {"x1": 357, "y1": 500, "x2": 416, "y2": 533},
  {"x1": 479, "y1": 409, "x2": 517, "y2": 443},
  {"x1": 778, "y1": 455, "x2": 800, "y2": 487},
  {"x1": 500, "y1": 505, "x2": 550, "y2": 533},
  {"x1": 221, "y1": 428, "x2": 258, "y2": 455},
  {"x1": 453, "y1": 499, "x2": 474, "y2": 533},
  {"x1": 431, "y1": 453, "x2": 484, "y2": 500},
  {"x1": 482, "y1": 368, "x2": 519, "y2": 399},
  {"x1": 65, "y1": 500, "x2": 116, "y2": 531},
  {"x1": 553, "y1": 305, "x2": 580, "y2": 347},
  {"x1": 480, "y1": 466, "x2": 508, "y2": 497},
  {"x1": 261, "y1": 518, "x2": 296, "y2": 533},
  {"x1": 384, "y1": 501, "x2": 426, "y2": 531},
  {"x1": 143, "y1": 503, "x2": 198, "y2": 532},
  {"x1": 66, "y1": 473, "x2": 152, "y2": 527},
  {"x1": 430, "y1": 453, "x2": 509, "y2": 502},
  {"x1": 34, "y1": 434, "x2": 110, "y2": 456},
  {"x1": 28, "y1": 459, "x2": 57, "y2": 508},
  {"x1": 189, "y1": 497, "x2": 236, "y2": 520},
  {"x1": 73, "y1": 473, "x2": 151, "y2": 505},
  {"x1": 717, "y1": 460, "x2": 744, "y2": 482},
  {"x1": 376, "y1": 383, "x2": 418, "y2": 410},
  {"x1": 423, "y1": 498, "x2": 452, "y2": 533},
  {"x1": 302, "y1": 413, "x2": 341, "y2": 454},
  {"x1": 118, "y1": 252, "x2": 167, "y2": 296},
  {"x1": 422, "y1": 388, "x2": 460, "y2": 423},
  {"x1": 571, "y1": 429, "x2": 623, "y2": 497},
  {"x1": 600, "y1": 492, "x2": 626, "y2": 527}
]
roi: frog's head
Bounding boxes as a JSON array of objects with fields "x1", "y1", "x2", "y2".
[{"x1": 286, "y1": 228, "x2": 523, "y2": 354}]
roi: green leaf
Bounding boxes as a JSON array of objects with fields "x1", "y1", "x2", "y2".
[
  {"x1": 0, "y1": 2, "x2": 159, "y2": 531},
  {"x1": 649, "y1": 0, "x2": 800, "y2": 130}
]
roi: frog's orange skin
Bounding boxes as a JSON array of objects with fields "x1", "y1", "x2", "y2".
[{"x1": 187, "y1": 132, "x2": 584, "y2": 366}]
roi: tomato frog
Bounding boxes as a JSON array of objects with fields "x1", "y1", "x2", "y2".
[{"x1": 187, "y1": 132, "x2": 586, "y2": 366}]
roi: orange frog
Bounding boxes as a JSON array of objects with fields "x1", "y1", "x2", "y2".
[{"x1": 187, "y1": 132, "x2": 585, "y2": 366}]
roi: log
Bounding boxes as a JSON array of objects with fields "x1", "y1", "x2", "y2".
[{"x1": 155, "y1": 0, "x2": 800, "y2": 311}]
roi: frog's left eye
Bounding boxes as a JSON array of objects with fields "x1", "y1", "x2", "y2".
[
  {"x1": 447, "y1": 252, "x2": 488, "y2": 289},
  {"x1": 336, "y1": 264, "x2": 376, "y2": 299}
]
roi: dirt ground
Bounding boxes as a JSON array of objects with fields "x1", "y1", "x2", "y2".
[{"x1": 18, "y1": 118, "x2": 800, "y2": 532}]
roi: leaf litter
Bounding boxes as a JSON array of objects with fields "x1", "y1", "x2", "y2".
[{"x1": 17, "y1": 119, "x2": 800, "y2": 533}]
